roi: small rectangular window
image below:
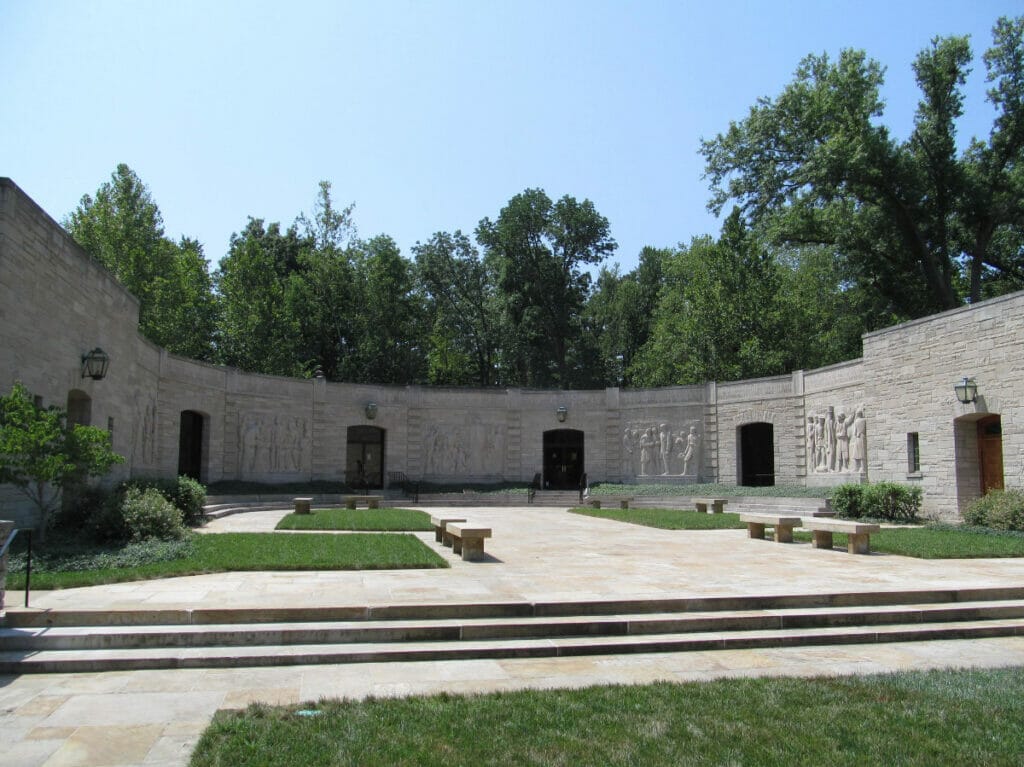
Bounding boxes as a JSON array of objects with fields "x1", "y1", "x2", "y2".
[
  {"x1": 33, "y1": 395, "x2": 43, "y2": 408},
  {"x1": 907, "y1": 432, "x2": 921, "y2": 474}
]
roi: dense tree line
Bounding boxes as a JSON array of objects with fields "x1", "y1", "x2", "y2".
[{"x1": 64, "y1": 17, "x2": 1022, "y2": 390}]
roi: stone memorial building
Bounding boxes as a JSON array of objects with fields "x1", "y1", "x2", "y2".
[{"x1": 2, "y1": 178, "x2": 1020, "y2": 525}]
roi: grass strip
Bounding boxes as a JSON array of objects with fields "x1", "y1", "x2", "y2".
[
  {"x1": 570, "y1": 507, "x2": 746, "y2": 530},
  {"x1": 6, "y1": 532, "x2": 447, "y2": 590},
  {"x1": 276, "y1": 508, "x2": 433, "y2": 531},
  {"x1": 190, "y1": 667, "x2": 1024, "y2": 767},
  {"x1": 795, "y1": 527, "x2": 1024, "y2": 559}
]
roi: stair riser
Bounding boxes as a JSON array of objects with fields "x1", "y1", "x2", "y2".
[
  {"x1": 6, "y1": 605, "x2": 1024, "y2": 651},
  {"x1": 4, "y1": 623, "x2": 1021, "y2": 674},
  {"x1": 12, "y1": 588, "x2": 1024, "y2": 628}
]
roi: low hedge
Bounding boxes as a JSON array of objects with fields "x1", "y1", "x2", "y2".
[
  {"x1": 831, "y1": 482, "x2": 921, "y2": 522},
  {"x1": 963, "y1": 490, "x2": 1024, "y2": 532}
]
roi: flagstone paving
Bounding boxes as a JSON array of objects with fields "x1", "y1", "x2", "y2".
[{"x1": 3, "y1": 505, "x2": 1024, "y2": 766}]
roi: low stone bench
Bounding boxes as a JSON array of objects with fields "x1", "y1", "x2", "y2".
[
  {"x1": 585, "y1": 496, "x2": 633, "y2": 509},
  {"x1": 739, "y1": 513, "x2": 803, "y2": 543},
  {"x1": 446, "y1": 522, "x2": 492, "y2": 561},
  {"x1": 293, "y1": 497, "x2": 313, "y2": 515},
  {"x1": 430, "y1": 515, "x2": 467, "y2": 546},
  {"x1": 343, "y1": 495, "x2": 383, "y2": 509},
  {"x1": 803, "y1": 518, "x2": 881, "y2": 554},
  {"x1": 692, "y1": 498, "x2": 728, "y2": 514}
]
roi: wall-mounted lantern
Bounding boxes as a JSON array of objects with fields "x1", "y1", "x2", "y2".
[
  {"x1": 365, "y1": 402, "x2": 378, "y2": 420},
  {"x1": 81, "y1": 347, "x2": 110, "y2": 380},
  {"x1": 313, "y1": 367, "x2": 325, "y2": 379},
  {"x1": 954, "y1": 377, "x2": 978, "y2": 404},
  {"x1": 556, "y1": 405, "x2": 568, "y2": 423}
]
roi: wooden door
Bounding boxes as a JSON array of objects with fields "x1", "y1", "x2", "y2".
[{"x1": 977, "y1": 415, "x2": 1004, "y2": 494}]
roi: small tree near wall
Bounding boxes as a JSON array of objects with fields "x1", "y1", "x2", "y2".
[{"x1": 0, "y1": 383, "x2": 124, "y2": 539}]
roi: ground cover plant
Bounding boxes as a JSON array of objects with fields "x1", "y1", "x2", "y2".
[
  {"x1": 276, "y1": 508, "x2": 434, "y2": 531},
  {"x1": 6, "y1": 532, "x2": 447, "y2": 590},
  {"x1": 570, "y1": 507, "x2": 745, "y2": 530},
  {"x1": 190, "y1": 667, "x2": 1024, "y2": 767},
  {"x1": 587, "y1": 482, "x2": 830, "y2": 498}
]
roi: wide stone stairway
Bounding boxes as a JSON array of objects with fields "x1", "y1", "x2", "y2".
[{"x1": 5, "y1": 587, "x2": 1024, "y2": 674}]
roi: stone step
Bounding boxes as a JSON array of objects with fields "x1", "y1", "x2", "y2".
[
  {"x1": 3, "y1": 618, "x2": 1023, "y2": 674},
  {"x1": 4, "y1": 600, "x2": 1024, "y2": 652},
  {"x1": 9, "y1": 587, "x2": 1024, "y2": 627}
]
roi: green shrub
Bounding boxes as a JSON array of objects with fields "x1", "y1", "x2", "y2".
[
  {"x1": 120, "y1": 487, "x2": 186, "y2": 542},
  {"x1": 831, "y1": 484, "x2": 866, "y2": 519},
  {"x1": 964, "y1": 490, "x2": 1024, "y2": 531},
  {"x1": 864, "y1": 482, "x2": 921, "y2": 522},
  {"x1": 121, "y1": 476, "x2": 207, "y2": 527},
  {"x1": 832, "y1": 482, "x2": 920, "y2": 522},
  {"x1": 50, "y1": 484, "x2": 113, "y2": 533}
]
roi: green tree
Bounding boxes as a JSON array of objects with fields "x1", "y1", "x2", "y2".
[
  {"x1": 65, "y1": 164, "x2": 217, "y2": 358},
  {"x1": 0, "y1": 383, "x2": 123, "y2": 539},
  {"x1": 343, "y1": 235, "x2": 427, "y2": 384},
  {"x1": 477, "y1": 189, "x2": 617, "y2": 388},
  {"x1": 214, "y1": 219, "x2": 306, "y2": 376},
  {"x1": 288, "y1": 181, "x2": 359, "y2": 380},
  {"x1": 700, "y1": 16, "x2": 1024, "y2": 318},
  {"x1": 413, "y1": 231, "x2": 498, "y2": 385},
  {"x1": 584, "y1": 246, "x2": 668, "y2": 386}
]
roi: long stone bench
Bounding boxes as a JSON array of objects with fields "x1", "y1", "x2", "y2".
[
  {"x1": 803, "y1": 518, "x2": 881, "y2": 554},
  {"x1": 692, "y1": 498, "x2": 728, "y2": 514},
  {"x1": 430, "y1": 515, "x2": 467, "y2": 546},
  {"x1": 343, "y1": 495, "x2": 383, "y2": 509},
  {"x1": 738, "y1": 512, "x2": 802, "y2": 543},
  {"x1": 584, "y1": 496, "x2": 633, "y2": 509},
  {"x1": 446, "y1": 522, "x2": 492, "y2": 561}
]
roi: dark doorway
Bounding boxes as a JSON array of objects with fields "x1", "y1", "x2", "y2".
[
  {"x1": 739, "y1": 422, "x2": 775, "y2": 486},
  {"x1": 178, "y1": 410, "x2": 205, "y2": 481},
  {"x1": 978, "y1": 415, "x2": 1004, "y2": 494},
  {"x1": 66, "y1": 390, "x2": 92, "y2": 427},
  {"x1": 543, "y1": 429, "x2": 584, "y2": 490},
  {"x1": 347, "y1": 425, "x2": 385, "y2": 489}
]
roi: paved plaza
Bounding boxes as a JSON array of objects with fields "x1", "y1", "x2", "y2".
[{"x1": 4, "y1": 505, "x2": 1024, "y2": 766}]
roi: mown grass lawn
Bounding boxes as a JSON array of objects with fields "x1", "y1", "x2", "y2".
[
  {"x1": 190, "y1": 667, "x2": 1024, "y2": 767},
  {"x1": 570, "y1": 506, "x2": 746, "y2": 530},
  {"x1": 276, "y1": 508, "x2": 433, "y2": 531},
  {"x1": 570, "y1": 507, "x2": 1024, "y2": 558},
  {"x1": 6, "y1": 532, "x2": 447, "y2": 590}
]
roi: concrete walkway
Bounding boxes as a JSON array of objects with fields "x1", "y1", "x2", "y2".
[{"x1": 4, "y1": 505, "x2": 1024, "y2": 766}]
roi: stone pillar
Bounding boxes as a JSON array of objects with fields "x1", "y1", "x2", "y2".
[{"x1": 0, "y1": 520, "x2": 14, "y2": 617}]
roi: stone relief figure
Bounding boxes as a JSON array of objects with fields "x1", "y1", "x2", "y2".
[
  {"x1": 851, "y1": 406, "x2": 867, "y2": 473},
  {"x1": 658, "y1": 423, "x2": 672, "y2": 475},
  {"x1": 835, "y1": 411, "x2": 850, "y2": 471},
  {"x1": 638, "y1": 428, "x2": 655, "y2": 476},
  {"x1": 131, "y1": 392, "x2": 157, "y2": 467},
  {"x1": 680, "y1": 426, "x2": 700, "y2": 476},
  {"x1": 240, "y1": 414, "x2": 309, "y2": 474},
  {"x1": 806, "y1": 404, "x2": 866, "y2": 474}
]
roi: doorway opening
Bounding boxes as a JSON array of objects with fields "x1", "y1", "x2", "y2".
[
  {"x1": 739, "y1": 422, "x2": 775, "y2": 486},
  {"x1": 347, "y1": 425, "x2": 385, "y2": 489},
  {"x1": 543, "y1": 429, "x2": 585, "y2": 490},
  {"x1": 178, "y1": 410, "x2": 206, "y2": 481},
  {"x1": 978, "y1": 414, "x2": 1004, "y2": 494}
]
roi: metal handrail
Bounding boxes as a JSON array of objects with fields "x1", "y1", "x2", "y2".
[{"x1": 0, "y1": 527, "x2": 32, "y2": 608}]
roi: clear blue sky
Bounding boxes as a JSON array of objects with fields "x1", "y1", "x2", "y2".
[{"x1": 2, "y1": 1, "x2": 1018, "y2": 273}]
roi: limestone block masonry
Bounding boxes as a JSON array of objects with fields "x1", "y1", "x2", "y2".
[{"x1": 1, "y1": 178, "x2": 1021, "y2": 526}]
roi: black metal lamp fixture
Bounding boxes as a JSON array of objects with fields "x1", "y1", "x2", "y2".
[
  {"x1": 954, "y1": 376, "x2": 978, "y2": 404},
  {"x1": 81, "y1": 348, "x2": 110, "y2": 380},
  {"x1": 365, "y1": 402, "x2": 378, "y2": 420},
  {"x1": 556, "y1": 405, "x2": 568, "y2": 422}
]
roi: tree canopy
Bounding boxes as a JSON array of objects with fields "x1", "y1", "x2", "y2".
[{"x1": 700, "y1": 16, "x2": 1024, "y2": 320}]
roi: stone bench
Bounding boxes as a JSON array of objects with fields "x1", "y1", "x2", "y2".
[
  {"x1": 430, "y1": 515, "x2": 467, "y2": 546},
  {"x1": 692, "y1": 498, "x2": 729, "y2": 514},
  {"x1": 739, "y1": 513, "x2": 803, "y2": 543},
  {"x1": 803, "y1": 518, "x2": 881, "y2": 554},
  {"x1": 446, "y1": 522, "x2": 492, "y2": 561},
  {"x1": 293, "y1": 497, "x2": 313, "y2": 515},
  {"x1": 584, "y1": 496, "x2": 633, "y2": 509},
  {"x1": 343, "y1": 495, "x2": 383, "y2": 509}
]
